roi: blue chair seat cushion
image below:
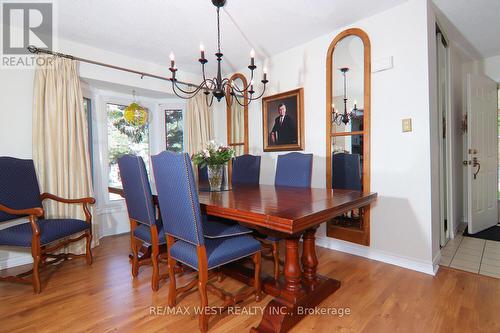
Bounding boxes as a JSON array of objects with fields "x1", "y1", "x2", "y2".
[
  {"x1": 0, "y1": 218, "x2": 90, "y2": 247},
  {"x1": 203, "y1": 217, "x2": 253, "y2": 239},
  {"x1": 133, "y1": 221, "x2": 166, "y2": 245},
  {"x1": 170, "y1": 235, "x2": 261, "y2": 270}
]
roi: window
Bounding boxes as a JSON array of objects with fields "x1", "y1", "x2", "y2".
[
  {"x1": 165, "y1": 109, "x2": 183, "y2": 152},
  {"x1": 83, "y1": 97, "x2": 94, "y2": 184},
  {"x1": 107, "y1": 102, "x2": 149, "y2": 200}
]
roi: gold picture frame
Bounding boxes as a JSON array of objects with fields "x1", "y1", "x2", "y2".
[{"x1": 262, "y1": 88, "x2": 304, "y2": 152}]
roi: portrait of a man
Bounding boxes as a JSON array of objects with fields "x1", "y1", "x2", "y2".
[
  {"x1": 270, "y1": 103, "x2": 297, "y2": 145},
  {"x1": 262, "y1": 88, "x2": 304, "y2": 152}
]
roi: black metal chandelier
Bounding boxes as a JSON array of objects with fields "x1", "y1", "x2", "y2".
[
  {"x1": 168, "y1": 0, "x2": 268, "y2": 106},
  {"x1": 332, "y1": 67, "x2": 360, "y2": 125}
]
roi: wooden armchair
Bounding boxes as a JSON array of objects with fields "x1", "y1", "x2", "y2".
[{"x1": 0, "y1": 157, "x2": 95, "y2": 293}]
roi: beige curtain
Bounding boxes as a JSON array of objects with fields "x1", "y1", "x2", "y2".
[
  {"x1": 231, "y1": 100, "x2": 245, "y2": 156},
  {"x1": 185, "y1": 93, "x2": 213, "y2": 156},
  {"x1": 33, "y1": 56, "x2": 96, "y2": 252}
]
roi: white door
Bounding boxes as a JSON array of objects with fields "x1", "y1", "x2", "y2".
[{"x1": 467, "y1": 74, "x2": 498, "y2": 234}]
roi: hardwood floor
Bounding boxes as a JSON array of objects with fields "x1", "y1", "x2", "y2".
[{"x1": 1, "y1": 235, "x2": 500, "y2": 333}]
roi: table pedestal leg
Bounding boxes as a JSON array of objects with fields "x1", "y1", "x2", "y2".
[
  {"x1": 301, "y1": 228, "x2": 319, "y2": 288},
  {"x1": 252, "y1": 229, "x2": 340, "y2": 333}
]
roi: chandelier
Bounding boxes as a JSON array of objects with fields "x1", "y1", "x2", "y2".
[
  {"x1": 168, "y1": 0, "x2": 268, "y2": 106},
  {"x1": 332, "y1": 67, "x2": 360, "y2": 125}
]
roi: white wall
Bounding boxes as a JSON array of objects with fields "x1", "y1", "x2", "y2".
[{"x1": 223, "y1": 0, "x2": 437, "y2": 274}]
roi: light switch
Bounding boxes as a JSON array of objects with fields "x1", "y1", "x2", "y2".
[
  {"x1": 402, "y1": 118, "x2": 411, "y2": 132},
  {"x1": 402, "y1": 118, "x2": 412, "y2": 132}
]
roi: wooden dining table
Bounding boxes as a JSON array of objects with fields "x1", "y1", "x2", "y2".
[{"x1": 109, "y1": 184, "x2": 377, "y2": 333}]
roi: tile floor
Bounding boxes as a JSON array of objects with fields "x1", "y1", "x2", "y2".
[{"x1": 439, "y1": 224, "x2": 500, "y2": 278}]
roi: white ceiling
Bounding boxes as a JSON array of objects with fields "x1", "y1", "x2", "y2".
[
  {"x1": 433, "y1": 0, "x2": 500, "y2": 58},
  {"x1": 55, "y1": 0, "x2": 407, "y2": 74}
]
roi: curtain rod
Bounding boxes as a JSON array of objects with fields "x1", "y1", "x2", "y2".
[{"x1": 26, "y1": 45, "x2": 199, "y2": 89}]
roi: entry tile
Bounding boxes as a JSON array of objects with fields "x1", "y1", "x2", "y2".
[{"x1": 450, "y1": 258, "x2": 480, "y2": 273}]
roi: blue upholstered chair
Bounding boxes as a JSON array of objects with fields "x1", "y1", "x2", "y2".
[
  {"x1": 332, "y1": 153, "x2": 362, "y2": 190},
  {"x1": 261, "y1": 152, "x2": 313, "y2": 280},
  {"x1": 0, "y1": 157, "x2": 95, "y2": 293},
  {"x1": 118, "y1": 154, "x2": 165, "y2": 291},
  {"x1": 275, "y1": 152, "x2": 313, "y2": 187},
  {"x1": 152, "y1": 151, "x2": 261, "y2": 333},
  {"x1": 332, "y1": 153, "x2": 363, "y2": 225},
  {"x1": 231, "y1": 154, "x2": 261, "y2": 185},
  {"x1": 198, "y1": 161, "x2": 253, "y2": 239}
]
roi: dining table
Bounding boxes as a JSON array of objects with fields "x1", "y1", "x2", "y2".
[{"x1": 109, "y1": 184, "x2": 377, "y2": 333}]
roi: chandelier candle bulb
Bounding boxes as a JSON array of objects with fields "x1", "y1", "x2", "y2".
[
  {"x1": 200, "y1": 44, "x2": 205, "y2": 60},
  {"x1": 263, "y1": 67, "x2": 267, "y2": 81},
  {"x1": 250, "y1": 48, "x2": 255, "y2": 66},
  {"x1": 169, "y1": 52, "x2": 175, "y2": 68}
]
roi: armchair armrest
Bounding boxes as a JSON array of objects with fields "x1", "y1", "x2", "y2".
[
  {"x1": 0, "y1": 203, "x2": 44, "y2": 217},
  {"x1": 40, "y1": 192, "x2": 95, "y2": 224},
  {"x1": 40, "y1": 193, "x2": 95, "y2": 204}
]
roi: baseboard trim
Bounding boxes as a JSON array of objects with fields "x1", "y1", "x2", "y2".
[
  {"x1": 316, "y1": 236, "x2": 437, "y2": 276},
  {"x1": 0, "y1": 255, "x2": 32, "y2": 270}
]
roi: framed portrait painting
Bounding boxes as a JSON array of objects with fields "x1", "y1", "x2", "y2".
[{"x1": 262, "y1": 88, "x2": 304, "y2": 152}]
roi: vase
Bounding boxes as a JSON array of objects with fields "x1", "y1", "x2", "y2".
[{"x1": 207, "y1": 164, "x2": 224, "y2": 191}]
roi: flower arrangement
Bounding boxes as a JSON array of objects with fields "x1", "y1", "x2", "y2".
[{"x1": 192, "y1": 141, "x2": 234, "y2": 168}]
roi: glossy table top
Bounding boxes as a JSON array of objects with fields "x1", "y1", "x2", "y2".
[
  {"x1": 197, "y1": 184, "x2": 377, "y2": 235},
  {"x1": 109, "y1": 184, "x2": 377, "y2": 236}
]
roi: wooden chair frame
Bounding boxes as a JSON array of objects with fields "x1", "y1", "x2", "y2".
[
  {"x1": 0, "y1": 193, "x2": 95, "y2": 293},
  {"x1": 166, "y1": 235, "x2": 261, "y2": 333},
  {"x1": 129, "y1": 203, "x2": 170, "y2": 291}
]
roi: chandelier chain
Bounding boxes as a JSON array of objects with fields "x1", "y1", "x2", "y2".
[{"x1": 217, "y1": 7, "x2": 221, "y2": 53}]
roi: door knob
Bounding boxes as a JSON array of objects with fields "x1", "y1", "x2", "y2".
[{"x1": 472, "y1": 157, "x2": 480, "y2": 179}]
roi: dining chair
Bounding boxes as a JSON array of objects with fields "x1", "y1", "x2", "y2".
[
  {"x1": 198, "y1": 159, "x2": 253, "y2": 239},
  {"x1": 332, "y1": 152, "x2": 362, "y2": 226},
  {"x1": 332, "y1": 153, "x2": 362, "y2": 190},
  {"x1": 0, "y1": 157, "x2": 95, "y2": 293},
  {"x1": 275, "y1": 152, "x2": 313, "y2": 187},
  {"x1": 231, "y1": 154, "x2": 261, "y2": 185},
  {"x1": 260, "y1": 152, "x2": 313, "y2": 281},
  {"x1": 152, "y1": 151, "x2": 261, "y2": 333},
  {"x1": 118, "y1": 154, "x2": 166, "y2": 291}
]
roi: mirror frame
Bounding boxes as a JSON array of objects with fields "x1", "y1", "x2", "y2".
[
  {"x1": 325, "y1": 28, "x2": 371, "y2": 246},
  {"x1": 226, "y1": 73, "x2": 249, "y2": 155}
]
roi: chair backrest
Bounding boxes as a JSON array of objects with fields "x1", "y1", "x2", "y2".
[
  {"x1": 152, "y1": 151, "x2": 204, "y2": 246},
  {"x1": 118, "y1": 155, "x2": 156, "y2": 226},
  {"x1": 332, "y1": 153, "x2": 362, "y2": 191},
  {"x1": 275, "y1": 152, "x2": 313, "y2": 188},
  {"x1": 0, "y1": 157, "x2": 42, "y2": 222},
  {"x1": 198, "y1": 164, "x2": 209, "y2": 188},
  {"x1": 232, "y1": 154, "x2": 261, "y2": 185}
]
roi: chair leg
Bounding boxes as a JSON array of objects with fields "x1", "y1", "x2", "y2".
[
  {"x1": 167, "y1": 235, "x2": 177, "y2": 307},
  {"x1": 130, "y1": 237, "x2": 139, "y2": 278},
  {"x1": 31, "y1": 243, "x2": 41, "y2": 294},
  {"x1": 253, "y1": 252, "x2": 262, "y2": 302},
  {"x1": 85, "y1": 230, "x2": 93, "y2": 265},
  {"x1": 198, "y1": 267, "x2": 209, "y2": 333},
  {"x1": 151, "y1": 230, "x2": 160, "y2": 292},
  {"x1": 272, "y1": 241, "x2": 280, "y2": 281}
]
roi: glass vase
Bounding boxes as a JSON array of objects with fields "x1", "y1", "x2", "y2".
[{"x1": 207, "y1": 164, "x2": 224, "y2": 191}]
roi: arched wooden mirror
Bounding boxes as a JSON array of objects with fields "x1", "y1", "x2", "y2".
[
  {"x1": 226, "y1": 73, "x2": 249, "y2": 156},
  {"x1": 326, "y1": 28, "x2": 371, "y2": 246}
]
